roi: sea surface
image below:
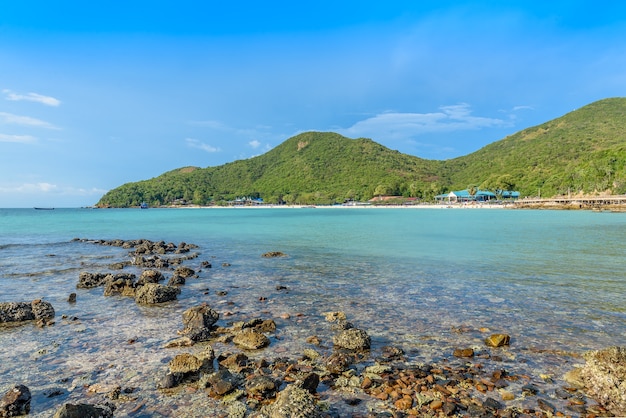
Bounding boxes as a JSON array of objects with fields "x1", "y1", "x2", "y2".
[{"x1": 0, "y1": 207, "x2": 624, "y2": 416}]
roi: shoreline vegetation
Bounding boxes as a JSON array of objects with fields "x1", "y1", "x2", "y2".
[{"x1": 93, "y1": 195, "x2": 626, "y2": 212}]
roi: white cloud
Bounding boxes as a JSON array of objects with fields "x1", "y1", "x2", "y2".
[
  {"x1": 249, "y1": 140, "x2": 261, "y2": 149},
  {"x1": 0, "y1": 182, "x2": 57, "y2": 193},
  {"x1": 337, "y1": 104, "x2": 508, "y2": 141},
  {"x1": 512, "y1": 105, "x2": 534, "y2": 111},
  {"x1": 3, "y1": 89, "x2": 61, "y2": 106},
  {"x1": 0, "y1": 112, "x2": 59, "y2": 130},
  {"x1": 0, "y1": 133, "x2": 37, "y2": 143},
  {"x1": 185, "y1": 138, "x2": 221, "y2": 153}
]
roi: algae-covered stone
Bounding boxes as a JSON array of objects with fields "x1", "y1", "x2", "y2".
[
  {"x1": 233, "y1": 329, "x2": 270, "y2": 350},
  {"x1": 579, "y1": 346, "x2": 626, "y2": 416},
  {"x1": 333, "y1": 328, "x2": 370, "y2": 350},
  {"x1": 269, "y1": 384, "x2": 320, "y2": 418}
]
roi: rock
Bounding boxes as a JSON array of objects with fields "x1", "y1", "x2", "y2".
[
  {"x1": 246, "y1": 375, "x2": 278, "y2": 399},
  {"x1": 485, "y1": 334, "x2": 510, "y2": 347},
  {"x1": 579, "y1": 346, "x2": 626, "y2": 416},
  {"x1": 483, "y1": 397, "x2": 503, "y2": 412},
  {"x1": 323, "y1": 311, "x2": 346, "y2": 322},
  {"x1": 0, "y1": 300, "x2": 55, "y2": 324},
  {"x1": 0, "y1": 302, "x2": 34, "y2": 323},
  {"x1": 233, "y1": 329, "x2": 270, "y2": 350},
  {"x1": 537, "y1": 398, "x2": 556, "y2": 413},
  {"x1": 325, "y1": 352, "x2": 353, "y2": 374},
  {"x1": 262, "y1": 251, "x2": 287, "y2": 258},
  {"x1": 77, "y1": 272, "x2": 109, "y2": 288},
  {"x1": 333, "y1": 328, "x2": 371, "y2": 350},
  {"x1": 103, "y1": 274, "x2": 136, "y2": 297},
  {"x1": 167, "y1": 275, "x2": 185, "y2": 286},
  {"x1": 300, "y1": 372, "x2": 320, "y2": 394},
  {"x1": 453, "y1": 347, "x2": 475, "y2": 358},
  {"x1": 269, "y1": 384, "x2": 320, "y2": 418},
  {"x1": 134, "y1": 283, "x2": 180, "y2": 304},
  {"x1": 219, "y1": 352, "x2": 248, "y2": 371},
  {"x1": 0, "y1": 384, "x2": 31, "y2": 417},
  {"x1": 180, "y1": 305, "x2": 219, "y2": 342},
  {"x1": 52, "y1": 402, "x2": 114, "y2": 418},
  {"x1": 137, "y1": 269, "x2": 163, "y2": 285},
  {"x1": 168, "y1": 353, "x2": 212, "y2": 375},
  {"x1": 173, "y1": 266, "x2": 196, "y2": 278},
  {"x1": 205, "y1": 369, "x2": 239, "y2": 397},
  {"x1": 67, "y1": 293, "x2": 76, "y2": 303},
  {"x1": 158, "y1": 373, "x2": 180, "y2": 389},
  {"x1": 31, "y1": 299, "x2": 55, "y2": 321}
]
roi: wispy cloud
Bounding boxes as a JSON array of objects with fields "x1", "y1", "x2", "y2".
[
  {"x1": 337, "y1": 104, "x2": 508, "y2": 141},
  {"x1": 0, "y1": 133, "x2": 37, "y2": 143},
  {"x1": 0, "y1": 112, "x2": 59, "y2": 130},
  {"x1": 0, "y1": 182, "x2": 57, "y2": 193},
  {"x1": 249, "y1": 140, "x2": 261, "y2": 149},
  {"x1": 185, "y1": 138, "x2": 221, "y2": 153},
  {"x1": 3, "y1": 89, "x2": 61, "y2": 106}
]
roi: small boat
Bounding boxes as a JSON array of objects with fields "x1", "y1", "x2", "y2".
[
  {"x1": 34, "y1": 207, "x2": 54, "y2": 210},
  {"x1": 140, "y1": 202, "x2": 149, "y2": 209}
]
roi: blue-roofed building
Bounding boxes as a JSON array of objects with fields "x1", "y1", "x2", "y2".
[
  {"x1": 435, "y1": 189, "x2": 520, "y2": 203},
  {"x1": 435, "y1": 189, "x2": 497, "y2": 203},
  {"x1": 501, "y1": 191, "x2": 520, "y2": 200}
]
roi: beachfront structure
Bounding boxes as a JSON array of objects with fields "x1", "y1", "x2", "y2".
[{"x1": 435, "y1": 189, "x2": 498, "y2": 203}]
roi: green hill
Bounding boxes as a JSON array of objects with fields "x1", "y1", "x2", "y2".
[
  {"x1": 97, "y1": 98, "x2": 626, "y2": 207},
  {"x1": 443, "y1": 98, "x2": 626, "y2": 197}
]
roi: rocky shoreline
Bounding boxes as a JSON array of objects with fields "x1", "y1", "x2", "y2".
[{"x1": 1, "y1": 238, "x2": 624, "y2": 417}]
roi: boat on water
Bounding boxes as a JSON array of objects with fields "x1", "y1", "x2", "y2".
[
  {"x1": 140, "y1": 202, "x2": 149, "y2": 209},
  {"x1": 34, "y1": 207, "x2": 54, "y2": 210}
]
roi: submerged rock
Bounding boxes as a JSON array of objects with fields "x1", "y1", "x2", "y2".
[
  {"x1": 579, "y1": 346, "x2": 626, "y2": 416},
  {"x1": 0, "y1": 384, "x2": 31, "y2": 417}
]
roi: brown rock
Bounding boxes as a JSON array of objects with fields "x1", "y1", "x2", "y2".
[
  {"x1": 0, "y1": 384, "x2": 31, "y2": 417},
  {"x1": 485, "y1": 334, "x2": 510, "y2": 347},
  {"x1": 453, "y1": 348, "x2": 475, "y2": 358},
  {"x1": 233, "y1": 329, "x2": 270, "y2": 350}
]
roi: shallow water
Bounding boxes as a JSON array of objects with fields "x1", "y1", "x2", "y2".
[{"x1": 0, "y1": 207, "x2": 625, "y2": 416}]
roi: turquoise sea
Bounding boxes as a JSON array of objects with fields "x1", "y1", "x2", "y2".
[{"x1": 0, "y1": 207, "x2": 625, "y2": 416}]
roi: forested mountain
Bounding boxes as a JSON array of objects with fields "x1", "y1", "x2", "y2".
[{"x1": 97, "y1": 98, "x2": 626, "y2": 207}]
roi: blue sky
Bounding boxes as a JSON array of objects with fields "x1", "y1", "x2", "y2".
[{"x1": 1, "y1": 1, "x2": 625, "y2": 207}]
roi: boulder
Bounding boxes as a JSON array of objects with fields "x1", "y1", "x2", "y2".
[
  {"x1": 103, "y1": 274, "x2": 136, "y2": 297},
  {"x1": 269, "y1": 384, "x2": 320, "y2": 418},
  {"x1": 246, "y1": 375, "x2": 278, "y2": 399},
  {"x1": 0, "y1": 300, "x2": 55, "y2": 324},
  {"x1": 0, "y1": 384, "x2": 31, "y2": 417},
  {"x1": 579, "y1": 346, "x2": 626, "y2": 416},
  {"x1": 262, "y1": 251, "x2": 287, "y2": 258},
  {"x1": 134, "y1": 283, "x2": 180, "y2": 304},
  {"x1": 137, "y1": 269, "x2": 163, "y2": 285},
  {"x1": 0, "y1": 303, "x2": 34, "y2": 323},
  {"x1": 333, "y1": 328, "x2": 371, "y2": 350},
  {"x1": 233, "y1": 329, "x2": 270, "y2": 350},
  {"x1": 180, "y1": 305, "x2": 219, "y2": 342},
  {"x1": 52, "y1": 402, "x2": 114, "y2": 418}
]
